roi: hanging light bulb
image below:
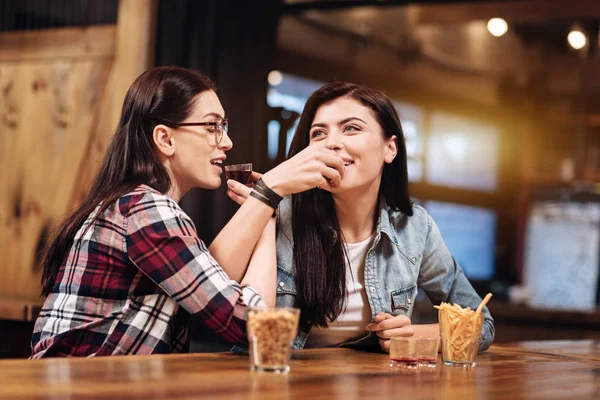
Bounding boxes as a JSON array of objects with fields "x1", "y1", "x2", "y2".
[
  {"x1": 487, "y1": 18, "x2": 508, "y2": 37},
  {"x1": 568, "y1": 28, "x2": 587, "y2": 50}
]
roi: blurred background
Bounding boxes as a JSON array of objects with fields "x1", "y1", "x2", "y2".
[{"x1": 1, "y1": 0, "x2": 600, "y2": 357}]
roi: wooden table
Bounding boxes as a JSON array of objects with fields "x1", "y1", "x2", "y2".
[{"x1": 0, "y1": 341, "x2": 598, "y2": 399}]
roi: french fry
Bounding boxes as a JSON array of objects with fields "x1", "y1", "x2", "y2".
[
  {"x1": 476, "y1": 293, "x2": 493, "y2": 314},
  {"x1": 436, "y1": 293, "x2": 492, "y2": 365}
]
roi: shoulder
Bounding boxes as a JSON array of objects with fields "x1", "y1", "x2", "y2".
[
  {"x1": 408, "y1": 204, "x2": 432, "y2": 228},
  {"x1": 386, "y1": 203, "x2": 432, "y2": 247},
  {"x1": 388, "y1": 202, "x2": 430, "y2": 228},
  {"x1": 119, "y1": 185, "x2": 191, "y2": 225}
]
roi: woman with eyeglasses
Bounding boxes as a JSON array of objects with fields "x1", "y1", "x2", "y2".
[
  {"x1": 31, "y1": 66, "x2": 345, "y2": 358},
  {"x1": 227, "y1": 82, "x2": 494, "y2": 354}
]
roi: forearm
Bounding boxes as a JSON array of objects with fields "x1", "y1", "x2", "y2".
[
  {"x1": 212, "y1": 148, "x2": 344, "y2": 283},
  {"x1": 418, "y1": 215, "x2": 495, "y2": 351},
  {"x1": 240, "y1": 218, "x2": 277, "y2": 307},
  {"x1": 209, "y1": 195, "x2": 275, "y2": 282}
]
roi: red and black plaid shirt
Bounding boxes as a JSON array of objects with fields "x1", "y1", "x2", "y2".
[{"x1": 31, "y1": 185, "x2": 263, "y2": 358}]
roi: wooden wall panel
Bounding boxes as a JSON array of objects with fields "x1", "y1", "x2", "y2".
[
  {"x1": 0, "y1": 0, "x2": 157, "y2": 323},
  {"x1": 0, "y1": 25, "x2": 116, "y2": 62},
  {"x1": 71, "y1": 0, "x2": 158, "y2": 206},
  {"x1": 0, "y1": 60, "x2": 113, "y2": 300}
]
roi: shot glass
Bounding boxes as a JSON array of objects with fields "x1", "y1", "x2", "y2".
[
  {"x1": 416, "y1": 337, "x2": 440, "y2": 368},
  {"x1": 389, "y1": 337, "x2": 418, "y2": 369},
  {"x1": 439, "y1": 310, "x2": 483, "y2": 368},
  {"x1": 225, "y1": 163, "x2": 253, "y2": 185},
  {"x1": 246, "y1": 307, "x2": 300, "y2": 373}
]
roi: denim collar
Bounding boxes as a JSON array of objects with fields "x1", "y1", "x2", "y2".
[
  {"x1": 376, "y1": 196, "x2": 399, "y2": 245},
  {"x1": 374, "y1": 197, "x2": 419, "y2": 266}
]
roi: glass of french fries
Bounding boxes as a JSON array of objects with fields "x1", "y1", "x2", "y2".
[{"x1": 435, "y1": 293, "x2": 492, "y2": 368}]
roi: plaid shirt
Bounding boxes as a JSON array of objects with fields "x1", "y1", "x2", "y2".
[{"x1": 31, "y1": 185, "x2": 263, "y2": 358}]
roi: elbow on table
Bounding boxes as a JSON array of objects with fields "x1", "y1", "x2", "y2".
[{"x1": 479, "y1": 319, "x2": 496, "y2": 352}]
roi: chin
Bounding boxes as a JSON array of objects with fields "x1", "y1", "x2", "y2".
[
  {"x1": 325, "y1": 183, "x2": 345, "y2": 193},
  {"x1": 328, "y1": 180, "x2": 368, "y2": 194},
  {"x1": 207, "y1": 178, "x2": 222, "y2": 189},
  {"x1": 195, "y1": 176, "x2": 222, "y2": 190}
]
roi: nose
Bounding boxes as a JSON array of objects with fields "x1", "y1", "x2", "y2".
[
  {"x1": 325, "y1": 129, "x2": 343, "y2": 151},
  {"x1": 219, "y1": 131, "x2": 233, "y2": 151}
]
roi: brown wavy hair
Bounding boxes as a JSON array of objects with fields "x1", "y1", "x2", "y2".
[
  {"x1": 287, "y1": 82, "x2": 413, "y2": 328},
  {"x1": 41, "y1": 66, "x2": 216, "y2": 296}
]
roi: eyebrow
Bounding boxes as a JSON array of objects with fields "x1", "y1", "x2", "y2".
[
  {"x1": 310, "y1": 117, "x2": 367, "y2": 129},
  {"x1": 202, "y1": 112, "x2": 225, "y2": 119}
]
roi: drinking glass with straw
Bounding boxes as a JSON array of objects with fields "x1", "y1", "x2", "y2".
[{"x1": 436, "y1": 293, "x2": 492, "y2": 368}]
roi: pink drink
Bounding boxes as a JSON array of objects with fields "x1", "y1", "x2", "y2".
[{"x1": 390, "y1": 357, "x2": 418, "y2": 369}]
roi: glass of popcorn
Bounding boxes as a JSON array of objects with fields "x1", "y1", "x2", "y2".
[{"x1": 246, "y1": 307, "x2": 300, "y2": 373}]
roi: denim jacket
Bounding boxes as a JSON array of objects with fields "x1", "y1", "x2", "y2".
[{"x1": 275, "y1": 196, "x2": 495, "y2": 352}]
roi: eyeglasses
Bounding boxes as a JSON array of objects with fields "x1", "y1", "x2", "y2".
[{"x1": 170, "y1": 118, "x2": 229, "y2": 145}]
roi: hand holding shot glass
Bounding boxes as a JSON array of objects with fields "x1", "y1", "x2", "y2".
[{"x1": 225, "y1": 163, "x2": 253, "y2": 186}]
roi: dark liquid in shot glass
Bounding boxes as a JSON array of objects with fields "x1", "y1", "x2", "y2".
[
  {"x1": 390, "y1": 357, "x2": 418, "y2": 369},
  {"x1": 226, "y1": 170, "x2": 252, "y2": 185}
]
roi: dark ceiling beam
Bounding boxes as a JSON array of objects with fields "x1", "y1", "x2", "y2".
[
  {"x1": 415, "y1": 0, "x2": 600, "y2": 24},
  {"x1": 283, "y1": 0, "x2": 519, "y2": 14}
]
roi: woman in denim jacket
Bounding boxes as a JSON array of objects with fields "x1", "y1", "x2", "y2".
[{"x1": 229, "y1": 82, "x2": 494, "y2": 353}]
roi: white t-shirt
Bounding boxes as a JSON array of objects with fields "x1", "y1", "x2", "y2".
[{"x1": 304, "y1": 234, "x2": 374, "y2": 348}]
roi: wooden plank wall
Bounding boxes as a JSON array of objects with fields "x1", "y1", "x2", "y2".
[{"x1": 0, "y1": 0, "x2": 156, "y2": 322}]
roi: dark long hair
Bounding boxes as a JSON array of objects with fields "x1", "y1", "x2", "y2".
[
  {"x1": 287, "y1": 82, "x2": 414, "y2": 328},
  {"x1": 41, "y1": 66, "x2": 216, "y2": 296}
]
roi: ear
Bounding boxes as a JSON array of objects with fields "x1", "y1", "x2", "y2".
[
  {"x1": 153, "y1": 124, "x2": 176, "y2": 157},
  {"x1": 384, "y1": 135, "x2": 398, "y2": 164}
]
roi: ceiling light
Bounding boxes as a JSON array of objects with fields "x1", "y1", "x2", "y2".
[
  {"x1": 487, "y1": 18, "x2": 508, "y2": 37},
  {"x1": 567, "y1": 29, "x2": 587, "y2": 50}
]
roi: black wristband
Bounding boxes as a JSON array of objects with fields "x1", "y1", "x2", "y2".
[
  {"x1": 249, "y1": 191, "x2": 277, "y2": 218},
  {"x1": 254, "y1": 178, "x2": 283, "y2": 208}
]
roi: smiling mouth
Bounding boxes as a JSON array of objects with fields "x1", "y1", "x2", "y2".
[
  {"x1": 344, "y1": 161, "x2": 354, "y2": 166},
  {"x1": 210, "y1": 160, "x2": 224, "y2": 172}
]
